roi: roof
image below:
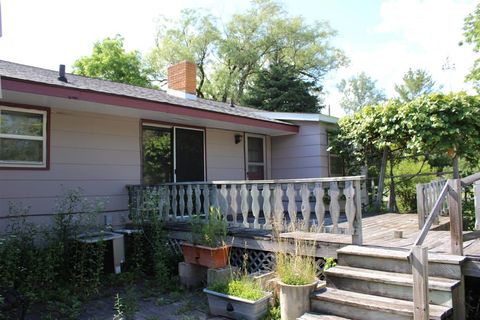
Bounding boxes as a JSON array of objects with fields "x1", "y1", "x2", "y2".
[
  {"x1": 0, "y1": 60, "x2": 291, "y2": 126},
  {"x1": 252, "y1": 111, "x2": 339, "y2": 124}
]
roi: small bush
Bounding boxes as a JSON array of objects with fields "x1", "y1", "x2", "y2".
[{"x1": 209, "y1": 276, "x2": 266, "y2": 301}]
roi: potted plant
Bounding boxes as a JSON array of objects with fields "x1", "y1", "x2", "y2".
[
  {"x1": 276, "y1": 244, "x2": 318, "y2": 320},
  {"x1": 204, "y1": 274, "x2": 272, "y2": 320},
  {"x1": 182, "y1": 208, "x2": 230, "y2": 269}
]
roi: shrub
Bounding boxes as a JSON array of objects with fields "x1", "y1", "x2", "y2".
[
  {"x1": 191, "y1": 207, "x2": 227, "y2": 247},
  {"x1": 209, "y1": 276, "x2": 266, "y2": 301}
]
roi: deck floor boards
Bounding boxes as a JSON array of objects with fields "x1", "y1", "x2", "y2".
[{"x1": 165, "y1": 213, "x2": 480, "y2": 258}]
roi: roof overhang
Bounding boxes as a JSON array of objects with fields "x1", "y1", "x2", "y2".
[
  {"x1": 0, "y1": 78, "x2": 299, "y2": 136},
  {"x1": 253, "y1": 111, "x2": 339, "y2": 124}
]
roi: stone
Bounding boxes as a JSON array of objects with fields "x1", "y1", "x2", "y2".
[{"x1": 179, "y1": 262, "x2": 207, "y2": 288}]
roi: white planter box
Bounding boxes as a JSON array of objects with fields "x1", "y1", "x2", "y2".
[{"x1": 203, "y1": 288, "x2": 272, "y2": 320}]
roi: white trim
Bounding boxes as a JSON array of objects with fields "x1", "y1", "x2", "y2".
[
  {"x1": 245, "y1": 133, "x2": 266, "y2": 180},
  {"x1": 0, "y1": 105, "x2": 47, "y2": 168},
  {"x1": 252, "y1": 111, "x2": 339, "y2": 124},
  {"x1": 166, "y1": 88, "x2": 198, "y2": 100}
]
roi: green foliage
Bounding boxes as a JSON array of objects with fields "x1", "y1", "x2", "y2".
[
  {"x1": 394, "y1": 68, "x2": 438, "y2": 102},
  {"x1": 391, "y1": 160, "x2": 439, "y2": 213},
  {"x1": 191, "y1": 208, "x2": 228, "y2": 247},
  {"x1": 149, "y1": 0, "x2": 347, "y2": 103},
  {"x1": 337, "y1": 72, "x2": 386, "y2": 114},
  {"x1": 276, "y1": 239, "x2": 317, "y2": 286},
  {"x1": 242, "y1": 62, "x2": 322, "y2": 112},
  {"x1": 209, "y1": 276, "x2": 266, "y2": 301},
  {"x1": 73, "y1": 35, "x2": 153, "y2": 87},
  {"x1": 0, "y1": 189, "x2": 106, "y2": 307},
  {"x1": 462, "y1": 3, "x2": 480, "y2": 93},
  {"x1": 323, "y1": 257, "x2": 336, "y2": 271},
  {"x1": 148, "y1": 8, "x2": 220, "y2": 96},
  {"x1": 400, "y1": 93, "x2": 480, "y2": 166}
]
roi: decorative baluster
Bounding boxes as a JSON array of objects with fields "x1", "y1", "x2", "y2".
[
  {"x1": 300, "y1": 183, "x2": 311, "y2": 231},
  {"x1": 171, "y1": 186, "x2": 178, "y2": 221},
  {"x1": 220, "y1": 184, "x2": 229, "y2": 220},
  {"x1": 186, "y1": 185, "x2": 193, "y2": 218},
  {"x1": 165, "y1": 187, "x2": 171, "y2": 220},
  {"x1": 328, "y1": 181, "x2": 340, "y2": 233},
  {"x1": 210, "y1": 186, "x2": 219, "y2": 217},
  {"x1": 230, "y1": 185, "x2": 238, "y2": 227},
  {"x1": 273, "y1": 184, "x2": 284, "y2": 230},
  {"x1": 240, "y1": 184, "x2": 249, "y2": 227},
  {"x1": 314, "y1": 183, "x2": 325, "y2": 230},
  {"x1": 178, "y1": 186, "x2": 185, "y2": 219},
  {"x1": 195, "y1": 185, "x2": 202, "y2": 216},
  {"x1": 251, "y1": 184, "x2": 260, "y2": 229},
  {"x1": 203, "y1": 185, "x2": 210, "y2": 217},
  {"x1": 286, "y1": 184, "x2": 296, "y2": 229},
  {"x1": 158, "y1": 187, "x2": 165, "y2": 220},
  {"x1": 262, "y1": 184, "x2": 272, "y2": 229},
  {"x1": 344, "y1": 181, "x2": 356, "y2": 234}
]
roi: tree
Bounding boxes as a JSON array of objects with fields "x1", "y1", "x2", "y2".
[
  {"x1": 337, "y1": 72, "x2": 386, "y2": 114},
  {"x1": 394, "y1": 69, "x2": 437, "y2": 102},
  {"x1": 72, "y1": 35, "x2": 152, "y2": 87},
  {"x1": 242, "y1": 63, "x2": 322, "y2": 112},
  {"x1": 148, "y1": 9, "x2": 220, "y2": 97},
  {"x1": 149, "y1": 0, "x2": 348, "y2": 104},
  {"x1": 462, "y1": 3, "x2": 480, "y2": 92}
]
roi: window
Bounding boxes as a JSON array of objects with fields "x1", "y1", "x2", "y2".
[
  {"x1": 0, "y1": 106, "x2": 48, "y2": 168},
  {"x1": 142, "y1": 123, "x2": 205, "y2": 184},
  {"x1": 329, "y1": 153, "x2": 344, "y2": 177},
  {"x1": 245, "y1": 134, "x2": 265, "y2": 180}
]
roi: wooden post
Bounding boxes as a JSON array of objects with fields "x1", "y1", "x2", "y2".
[
  {"x1": 447, "y1": 179, "x2": 463, "y2": 255},
  {"x1": 475, "y1": 181, "x2": 480, "y2": 230},
  {"x1": 353, "y1": 180, "x2": 363, "y2": 245},
  {"x1": 416, "y1": 184, "x2": 425, "y2": 229},
  {"x1": 412, "y1": 245, "x2": 429, "y2": 320},
  {"x1": 375, "y1": 147, "x2": 388, "y2": 210}
]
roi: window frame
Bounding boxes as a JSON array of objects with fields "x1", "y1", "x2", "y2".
[
  {"x1": 0, "y1": 104, "x2": 50, "y2": 169},
  {"x1": 245, "y1": 133, "x2": 266, "y2": 180},
  {"x1": 141, "y1": 121, "x2": 206, "y2": 183}
]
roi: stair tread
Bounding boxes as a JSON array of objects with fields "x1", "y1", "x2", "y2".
[
  {"x1": 326, "y1": 265, "x2": 460, "y2": 291},
  {"x1": 298, "y1": 313, "x2": 351, "y2": 320},
  {"x1": 312, "y1": 287, "x2": 451, "y2": 319},
  {"x1": 337, "y1": 245, "x2": 465, "y2": 265}
]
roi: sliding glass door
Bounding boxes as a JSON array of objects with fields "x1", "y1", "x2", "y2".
[
  {"x1": 142, "y1": 124, "x2": 205, "y2": 184},
  {"x1": 175, "y1": 128, "x2": 205, "y2": 182}
]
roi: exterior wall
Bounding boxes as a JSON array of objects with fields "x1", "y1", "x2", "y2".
[
  {"x1": 271, "y1": 120, "x2": 334, "y2": 179},
  {"x1": 0, "y1": 107, "x2": 141, "y2": 226},
  {"x1": 206, "y1": 129, "x2": 245, "y2": 181},
  {"x1": 0, "y1": 105, "x2": 277, "y2": 228}
]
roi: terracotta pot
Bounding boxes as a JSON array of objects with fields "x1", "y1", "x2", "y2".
[{"x1": 182, "y1": 243, "x2": 231, "y2": 269}]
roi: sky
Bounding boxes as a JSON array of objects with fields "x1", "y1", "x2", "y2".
[{"x1": 0, "y1": 0, "x2": 478, "y2": 117}]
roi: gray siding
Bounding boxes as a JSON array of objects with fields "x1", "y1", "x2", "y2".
[
  {"x1": 206, "y1": 129, "x2": 245, "y2": 181},
  {"x1": 0, "y1": 108, "x2": 141, "y2": 226},
  {"x1": 271, "y1": 121, "x2": 334, "y2": 179}
]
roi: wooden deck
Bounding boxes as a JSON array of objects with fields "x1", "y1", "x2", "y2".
[{"x1": 165, "y1": 213, "x2": 480, "y2": 276}]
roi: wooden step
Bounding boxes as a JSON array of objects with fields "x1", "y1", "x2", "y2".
[
  {"x1": 298, "y1": 313, "x2": 351, "y2": 320},
  {"x1": 311, "y1": 287, "x2": 452, "y2": 320},
  {"x1": 326, "y1": 265, "x2": 460, "y2": 307},
  {"x1": 337, "y1": 245, "x2": 465, "y2": 279}
]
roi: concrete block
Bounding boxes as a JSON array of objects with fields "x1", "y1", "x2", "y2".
[
  {"x1": 179, "y1": 262, "x2": 207, "y2": 288},
  {"x1": 207, "y1": 266, "x2": 239, "y2": 286}
]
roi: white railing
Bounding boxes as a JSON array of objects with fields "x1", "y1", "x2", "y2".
[{"x1": 127, "y1": 176, "x2": 365, "y2": 243}]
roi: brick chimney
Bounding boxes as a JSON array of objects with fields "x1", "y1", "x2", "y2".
[{"x1": 167, "y1": 61, "x2": 197, "y2": 100}]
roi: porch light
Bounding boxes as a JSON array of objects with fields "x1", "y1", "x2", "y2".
[{"x1": 234, "y1": 134, "x2": 242, "y2": 144}]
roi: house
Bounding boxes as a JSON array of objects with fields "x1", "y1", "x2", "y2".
[{"x1": 0, "y1": 60, "x2": 340, "y2": 226}]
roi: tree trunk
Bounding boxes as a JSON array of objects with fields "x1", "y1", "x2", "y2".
[{"x1": 375, "y1": 147, "x2": 388, "y2": 210}]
